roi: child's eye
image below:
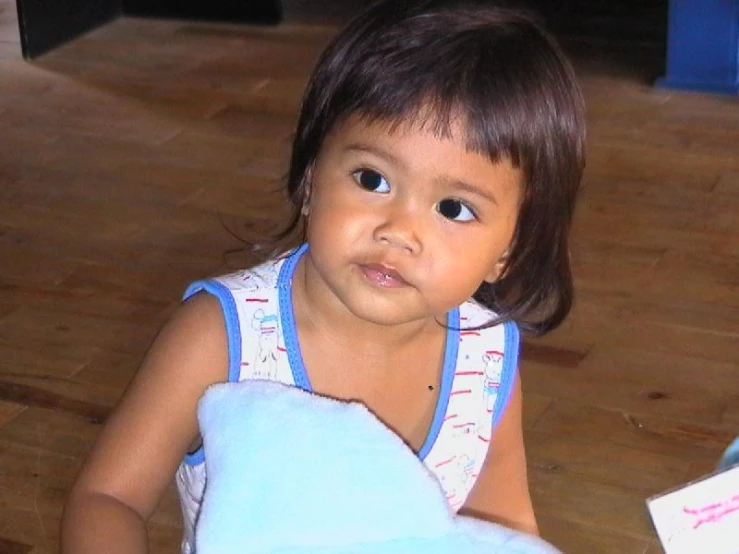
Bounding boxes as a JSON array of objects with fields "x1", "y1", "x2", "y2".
[
  {"x1": 353, "y1": 169, "x2": 391, "y2": 193},
  {"x1": 437, "y1": 198, "x2": 476, "y2": 222}
]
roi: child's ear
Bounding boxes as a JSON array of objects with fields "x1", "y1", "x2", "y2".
[
  {"x1": 300, "y1": 169, "x2": 313, "y2": 216},
  {"x1": 483, "y1": 251, "x2": 510, "y2": 284}
]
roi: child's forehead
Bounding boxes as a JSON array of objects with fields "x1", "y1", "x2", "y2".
[{"x1": 330, "y1": 108, "x2": 491, "y2": 156}]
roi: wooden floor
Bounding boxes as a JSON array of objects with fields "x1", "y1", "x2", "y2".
[
  {"x1": 1, "y1": 2, "x2": 739, "y2": 553},
  {"x1": 0, "y1": 0, "x2": 18, "y2": 58}
]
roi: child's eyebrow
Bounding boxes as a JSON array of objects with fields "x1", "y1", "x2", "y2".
[
  {"x1": 343, "y1": 142, "x2": 407, "y2": 171},
  {"x1": 440, "y1": 178, "x2": 498, "y2": 205}
]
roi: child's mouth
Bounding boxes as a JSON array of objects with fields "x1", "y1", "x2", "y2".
[{"x1": 359, "y1": 263, "x2": 409, "y2": 288}]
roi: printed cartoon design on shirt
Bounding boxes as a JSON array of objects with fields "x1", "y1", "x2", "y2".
[
  {"x1": 450, "y1": 369, "x2": 482, "y2": 438},
  {"x1": 451, "y1": 418, "x2": 477, "y2": 437},
  {"x1": 436, "y1": 453, "x2": 478, "y2": 510},
  {"x1": 251, "y1": 309, "x2": 281, "y2": 380},
  {"x1": 483, "y1": 350, "x2": 504, "y2": 413},
  {"x1": 457, "y1": 453, "x2": 478, "y2": 492},
  {"x1": 239, "y1": 264, "x2": 279, "y2": 296},
  {"x1": 435, "y1": 457, "x2": 463, "y2": 509}
]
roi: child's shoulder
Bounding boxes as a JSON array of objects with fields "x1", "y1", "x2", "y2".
[
  {"x1": 456, "y1": 298, "x2": 520, "y2": 358},
  {"x1": 459, "y1": 298, "x2": 512, "y2": 330},
  {"x1": 220, "y1": 258, "x2": 283, "y2": 290},
  {"x1": 198, "y1": 249, "x2": 300, "y2": 295}
]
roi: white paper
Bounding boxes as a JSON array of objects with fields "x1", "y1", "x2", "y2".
[{"x1": 647, "y1": 465, "x2": 739, "y2": 554}]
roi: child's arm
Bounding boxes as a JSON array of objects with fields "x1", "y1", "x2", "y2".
[
  {"x1": 459, "y1": 373, "x2": 539, "y2": 535},
  {"x1": 60, "y1": 293, "x2": 228, "y2": 553}
]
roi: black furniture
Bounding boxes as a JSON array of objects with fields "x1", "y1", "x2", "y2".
[{"x1": 16, "y1": 0, "x2": 281, "y2": 59}]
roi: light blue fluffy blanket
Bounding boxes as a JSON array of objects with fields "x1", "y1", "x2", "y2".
[{"x1": 194, "y1": 380, "x2": 561, "y2": 554}]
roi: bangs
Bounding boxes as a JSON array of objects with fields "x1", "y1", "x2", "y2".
[
  {"x1": 315, "y1": 11, "x2": 581, "y2": 182},
  {"x1": 353, "y1": 97, "x2": 522, "y2": 170}
]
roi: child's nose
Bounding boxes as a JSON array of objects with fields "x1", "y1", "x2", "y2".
[{"x1": 372, "y1": 202, "x2": 423, "y2": 255}]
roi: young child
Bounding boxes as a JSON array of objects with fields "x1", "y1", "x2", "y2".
[{"x1": 60, "y1": 1, "x2": 585, "y2": 552}]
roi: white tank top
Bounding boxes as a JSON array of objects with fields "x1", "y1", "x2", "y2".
[{"x1": 175, "y1": 245, "x2": 520, "y2": 553}]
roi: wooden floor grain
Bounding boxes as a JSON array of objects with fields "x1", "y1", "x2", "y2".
[{"x1": 1, "y1": 3, "x2": 738, "y2": 553}]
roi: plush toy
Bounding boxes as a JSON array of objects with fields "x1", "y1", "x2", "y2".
[
  {"x1": 194, "y1": 380, "x2": 561, "y2": 554},
  {"x1": 718, "y1": 436, "x2": 739, "y2": 471}
]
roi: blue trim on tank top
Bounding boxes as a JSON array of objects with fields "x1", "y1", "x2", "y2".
[
  {"x1": 418, "y1": 309, "x2": 460, "y2": 461},
  {"x1": 491, "y1": 321, "x2": 520, "y2": 428},
  {"x1": 181, "y1": 280, "x2": 242, "y2": 466},
  {"x1": 278, "y1": 244, "x2": 312, "y2": 392}
]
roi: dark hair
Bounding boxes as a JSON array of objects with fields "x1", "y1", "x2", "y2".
[{"x1": 271, "y1": 0, "x2": 585, "y2": 336}]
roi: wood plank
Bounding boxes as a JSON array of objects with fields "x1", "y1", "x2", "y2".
[
  {"x1": 526, "y1": 429, "x2": 692, "y2": 496},
  {"x1": 207, "y1": 104, "x2": 296, "y2": 141},
  {"x1": 0, "y1": 61, "x2": 52, "y2": 96},
  {"x1": 71, "y1": 350, "x2": 143, "y2": 393},
  {"x1": 521, "y1": 392, "x2": 554, "y2": 430},
  {"x1": 0, "y1": 339, "x2": 93, "y2": 380},
  {"x1": 157, "y1": 130, "x2": 292, "y2": 173},
  {"x1": 0, "y1": 401, "x2": 25, "y2": 427},
  {"x1": 643, "y1": 540, "x2": 665, "y2": 554},
  {"x1": 0, "y1": 83, "x2": 183, "y2": 145},
  {"x1": 0, "y1": 304, "x2": 161, "y2": 357},
  {"x1": 603, "y1": 318, "x2": 739, "y2": 365},
  {"x1": 0, "y1": 408, "x2": 101, "y2": 459},
  {"x1": 571, "y1": 239, "x2": 667, "y2": 295},
  {"x1": 522, "y1": 349, "x2": 729, "y2": 426},
  {"x1": 538, "y1": 514, "x2": 651, "y2": 554},
  {"x1": 0, "y1": 507, "x2": 60, "y2": 554},
  {"x1": 530, "y1": 464, "x2": 656, "y2": 539},
  {"x1": 533, "y1": 400, "x2": 735, "y2": 461},
  {"x1": 520, "y1": 341, "x2": 589, "y2": 368},
  {"x1": 714, "y1": 171, "x2": 739, "y2": 196},
  {"x1": 0, "y1": 377, "x2": 113, "y2": 422},
  {"x1": 0, "y1": 442, "x2": 79, "y2": 516},
  {"x1": 0, "y1": 537, "x2": 34, "y2": 554}
]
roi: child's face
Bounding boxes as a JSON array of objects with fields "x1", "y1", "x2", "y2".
[{"x1": 302, "y1": 114, "x2": 522, "y2": 327}]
